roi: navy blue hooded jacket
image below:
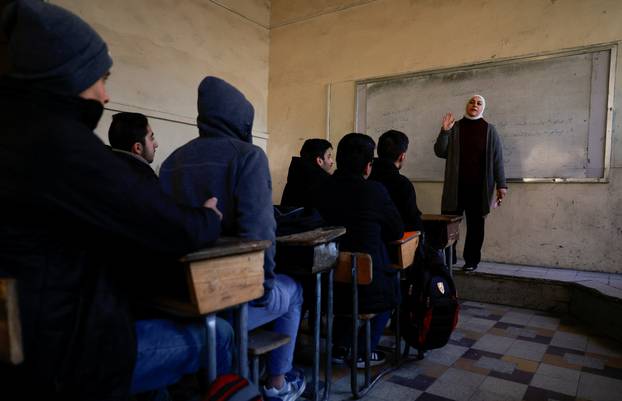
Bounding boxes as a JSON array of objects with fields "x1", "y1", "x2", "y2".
[{"x1": 160, "y1": 77, "x2": 276, "y2": 297}]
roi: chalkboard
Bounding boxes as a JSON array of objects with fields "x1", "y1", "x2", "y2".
[{"x1": 356, "y1": 47, "x2": 614, "y2": 182}]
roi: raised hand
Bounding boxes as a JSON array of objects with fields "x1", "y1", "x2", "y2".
[{"x1": 441, "y1": 112, "x2": 455, "y2": 131}]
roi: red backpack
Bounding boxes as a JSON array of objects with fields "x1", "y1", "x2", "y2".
[
  {"x1": 400, "y1": 249, "x2": 460, "y2": 356},
  {"x1": 205, "y1": 374, "x2": 262, "y2": 401}
]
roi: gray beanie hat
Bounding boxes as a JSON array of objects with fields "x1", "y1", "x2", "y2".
[{"x1": 1, "y1": 0, "x2": 113, "y2": 95}]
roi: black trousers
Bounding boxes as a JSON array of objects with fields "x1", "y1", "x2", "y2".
[{"x1": 444, "y1": 186, "x2": 486, "y2": 267}]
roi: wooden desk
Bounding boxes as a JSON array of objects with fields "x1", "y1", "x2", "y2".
[
  {"x1": 150, "y1": 238, "x2": 270, "y2": 383},
  {"x1": 421, "y1": 214, "x2": 463, "y2": 275},
  {"x1": 276, "y1": 227, "x2": 346, "y2": 401},
  {"x1": 388, "y1": 231, "x2": 421, "y2": 270}
]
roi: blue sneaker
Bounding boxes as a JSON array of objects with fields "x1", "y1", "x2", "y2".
[{"x1": 263, "y1": 369, "x2": 306, "y2": 401}]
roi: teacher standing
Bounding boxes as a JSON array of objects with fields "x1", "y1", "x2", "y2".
[{"x1": 434, "y1": 95, "x2": 507, "y2": 271}]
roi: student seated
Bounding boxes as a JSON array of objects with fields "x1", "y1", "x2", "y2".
[
  {"x1": 108, "y1": 111, "x2": 235, "y2": 399},
  {"x1": 108, "y1": 112, "x2": 159, "y2": 181},
  {"x1": 281, "y1": 138, "x2": 334, "y2": 207},
  {"x1": 0, "y1": 1, "x2": 231, "y2": 399},
  {"x1": 159, "y1": 77, "x2": 305, "y2": 401},
  {"x1": 312, "y1": 133, "x2": 404, "y2": 366},
  {"x1": 370, "y1": 130, "x2": 424, "y2": 233}
]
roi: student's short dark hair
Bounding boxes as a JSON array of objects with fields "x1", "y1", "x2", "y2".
[
  {"x1": 336, "y1": 133, "x2": 375, "y2": 175},
  {"x1": 108, "y1": 112, "x2": 149, "y2": 152},
  {"x1": 300, "y1": 138, "x2": 332, "y2": 162},
  {"x1": 378, "y1": 130, "x2": 409, "y2": 162}
]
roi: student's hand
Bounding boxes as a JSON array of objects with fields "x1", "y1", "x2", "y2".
[
  {"x1": 496, "y1": 188, "x2": 508, "y2": 206},
  {"x1": 203, "y1": 197, "x2": 223, "y2": 220},
  {"x1": 441, "y1": 112, "x2": 455, "y2": 131}
]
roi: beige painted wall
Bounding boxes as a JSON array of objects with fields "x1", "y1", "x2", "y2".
[
  {"x1": 268, "y1": 0, "x2": 622, "y2": 272},
  {"x1": 54, "y1": 0, "x2": 270, "y2": 171}
]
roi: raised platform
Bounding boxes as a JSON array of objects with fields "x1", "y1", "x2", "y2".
[{"x1": 453, "y1": 261, "x2": 622, "y2": 342}]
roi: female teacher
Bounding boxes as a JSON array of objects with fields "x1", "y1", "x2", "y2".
[{"x1": 434, "y1": 95, "x2": 507, "y2": 271}]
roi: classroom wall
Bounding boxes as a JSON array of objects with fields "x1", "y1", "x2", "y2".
[
  {"x1": 54, "y1": 0, "x2": 270, "y2": 172},
  {"x1": 268, "y1": 0, "x2": 622, "y2": 272}
]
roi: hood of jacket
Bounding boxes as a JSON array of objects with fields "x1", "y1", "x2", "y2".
[{"x1": 196, "y1": 76, "x2": 254, "y2": 143}]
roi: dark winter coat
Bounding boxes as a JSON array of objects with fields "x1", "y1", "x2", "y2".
[
  {"x1": 434, "y1": 119, "x2": 507, "y2": 215},
  {"x1": 159, "y1": 77, "x2": 276, "y2": 297},
  {"x1": 110, "y1": 148, "x2": 158, "y2": 182},
  {"x1": 280, "y1": 157, "x2": 331, "y2": 207},
  {"x1": 369, "y1": 157, "x2": 424, "y2": 232},
  {"x1": 0, "y1": 77, "x2": 221, "y2": 400},
  {"x1": 313, "y1": 170, "x2": 404, "y2": 313}
]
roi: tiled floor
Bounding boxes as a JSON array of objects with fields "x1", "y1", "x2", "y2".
[{"x1": 311, "y1": 301, "x2": 622, "y2": 401}]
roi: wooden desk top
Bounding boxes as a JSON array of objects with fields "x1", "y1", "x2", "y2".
[
  {"x1": 276, "y1": 226, "x2": 346, "y2": 246},
  {"x1": 421, "y1": 214, "x2": 463, "y2": 223},
  {"x1": 391, "y1": 230, "x2": 421, "y2": 244},
  {"x1": 151, "y1": 238, "x2": 268, "y2": 316},
  {"x1": 182, "y1": 237, "x2": 271, "y2": 262}
]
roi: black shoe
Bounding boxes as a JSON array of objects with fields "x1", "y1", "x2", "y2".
[
  {"x1": 332, "y1": 346, "x2": 349, "y2": 365},
  {"x1": 462, "y1": 264, "x2": 478, "y2": 272},
  {"x1": 355, "y1": 350, "x2": 386, "y2": 368}
]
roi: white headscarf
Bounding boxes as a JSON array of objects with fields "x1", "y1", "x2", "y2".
[{"x1": 464, "y1": 94, "x2": 486, "y2": 120}]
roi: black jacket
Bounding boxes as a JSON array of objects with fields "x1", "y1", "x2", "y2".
[
  {"x1": 280, "y1": 157, "x2": 331, "y2": 207},
  {"x1": 110, "y1": 148, "x2": 158, "y2": 182},
  {"x1": 369, "y1": 158, "x2": 424, "y2": 232},
  {"x1": 313, "y1": 170, "x2": 404, "y2": 313},
  {"x1": 0, "y1": 78, "x2": 221, "y2": 400}
]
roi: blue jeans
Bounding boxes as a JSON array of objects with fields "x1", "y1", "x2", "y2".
[
  {"x1": 130, "y1": 318, "x2": 234, "y2": 394},
  {"x1": 248, "y1": 274, "x2": 303, "y2": 376}
]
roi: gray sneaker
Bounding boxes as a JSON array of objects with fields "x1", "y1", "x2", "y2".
[{"x1": 263, "y1": 369, "x2": 306, "y2": 401}]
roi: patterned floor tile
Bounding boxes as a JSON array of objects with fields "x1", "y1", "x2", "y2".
[
  {"x1": 488, "y1": 367, "x2": 534, "y2": 385},
  {"x1": 577, "y1": 371, "x2": 622, "y2": 401},
  {"x1": 582, "y1": 363, "x2": 622, "y2": 380},
  {"x1": 522, "y1": 385, "x2": 576, "y2": 401},
  {"x1": 586, "y1": 336, "x2": 622, "y2": 358},
  {"x1": 453, "y1": 357, "x2": 489, "y2": 376},
  {"x1": 551, "y1": 331, "x2": 589, "y2": 352},
  {"x1": 425, "y1": 344, "x2": 470, "y2": 367},
  {"x1": 473, "y1": 356, "x2": 515, "y2": 374},
  {"x1": 462, "y1": 348, "x2": 503, "y2": 361},
  {"x1": 472, "y1": 334, "x2": 515, "y2": 355},
  {"x1": 309, "y1": 300, "x2": 622, "y2": 401},
  {"x1": 426, "y1": 367, "x2": 486, "y2": 401},
  {"x1": 415, "y1": 393, "x2": 455, "y2": 401},
  {"x1": 459, "y1": 317, "x2": 498, "y2": 334},
  {"x1": 565, "y1": 353, "x2": 606, "y2": 369},
  {"x1": 501, "y1": 355, "x2": 539, "y2": 373},
  {"x1": 505, "y1": 339, "x2": 548, "y2": 362},
  {"x1": 530, "y1": 363, "x2": 580, "y2": 396},
  {"x1": 389, "y1": 373, "x2": 436, "y2": 391},
  {"x1": 475, "y1": 376, "x2": 527, "y2": 401},
  {"x1": 500, "y1": 311, "x2": 534, "y2": 326},
  {"x1": 541, "y1": 353, "x2": 583, "y2": 370},
  {"x1": 371, "y1": 378, "x2": 424, "y2": 401},
  {"x1": 546, "y1": 344, "x2": 585, "y2": 357},
  {"x1": 527, "y1": 314, "x2": 560, "y2": 330},
  {"x1": 416, "y1": 358, "x2": 450, "y2": 378}
]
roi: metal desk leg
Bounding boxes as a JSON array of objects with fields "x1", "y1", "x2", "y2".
[
  {"x1": 394, "y1": 270, "x2": 401, "y2": 366},
  {"x1": 234, "y1": 303, "x2": 249, "y2": 379},
  {"x1": 447, "y1": 246, "x2": 454, "y2": 278},
  {"x1": 205, "y1": 313, "x2": 218, "y2": 384},
  {"x1": 312, "y1": 272, "x2": 321, "y2": 401},
  {"x1": 323, "y1": 269, "x2": 333, "y2": 401}
]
